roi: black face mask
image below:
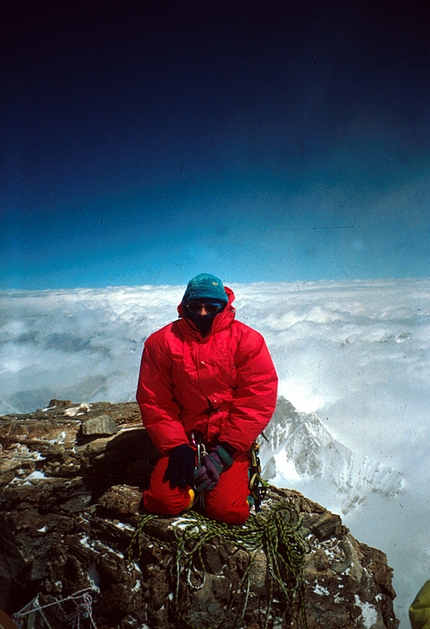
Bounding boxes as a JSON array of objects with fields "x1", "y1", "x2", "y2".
[
  {"x1": 182, "y1": 300, "x2": 226, "y2": 337},
  {"x1": 186, "y1": 311, "x2": 217, "y2": 336}
]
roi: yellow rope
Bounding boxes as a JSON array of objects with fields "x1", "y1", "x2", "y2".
[{"x1": 128, "y1": 502, "x2": 309, "y2": 629}]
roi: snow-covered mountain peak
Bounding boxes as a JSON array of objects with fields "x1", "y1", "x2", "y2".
[{"x1": 259, "y1": 397, "x2": 405, "y2": 515}]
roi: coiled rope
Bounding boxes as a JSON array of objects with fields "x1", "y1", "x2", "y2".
[{"x1": 128, "y1": 501, "x2": 309, "y2": 629}]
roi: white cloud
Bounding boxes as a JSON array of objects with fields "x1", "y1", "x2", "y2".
[{"x1": 1, "y1": 277, "x2": 429, "y2": 627}]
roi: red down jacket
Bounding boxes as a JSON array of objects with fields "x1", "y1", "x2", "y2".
[{"x1": 136, "y1": 287, "x2": 278, "y2": 454}]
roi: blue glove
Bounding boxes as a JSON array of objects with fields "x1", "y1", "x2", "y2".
[
  {"x1": 194, "y1": 443, "x2": 234, "y2": 493},
  {"x1": 163, "y1": 444, "x2": 196, "y2": 489}
]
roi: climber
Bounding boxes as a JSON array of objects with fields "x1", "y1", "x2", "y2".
[
  {"x1": 410, "y1": 581, "x2": 430, "y2": 629},
  {"x1": 136, "y1": 273, "x2": 278, "y2": 525}
]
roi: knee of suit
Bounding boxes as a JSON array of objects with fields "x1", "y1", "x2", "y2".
[
  {"x1": 143, "y1": 455, "x2": 192, "y2": 515},
  {"x1": 205, "y1": 499, "x2": 250, "y2": 525},
  {"x1": 204, "y1": 455, "x2": 251, "y2": 525},
  {"x1": 143, "y1": 485, "x2": 191, "y2": 515}
]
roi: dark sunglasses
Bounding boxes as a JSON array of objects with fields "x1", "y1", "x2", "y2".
[{"x1": 186, "y1": 301, "x2": 223, "y2": 314}]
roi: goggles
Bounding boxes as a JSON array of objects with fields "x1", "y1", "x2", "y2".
[{"x1": 186, "y1": 301, "x2": 223, "y2": 314}]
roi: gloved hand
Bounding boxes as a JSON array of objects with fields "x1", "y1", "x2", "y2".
[
  {"x1": 194, "y1": 443, "x2": 235, "y2": 493},
  {"x1": 163, "y1": 444, "x2": 196, "y2": 489}
]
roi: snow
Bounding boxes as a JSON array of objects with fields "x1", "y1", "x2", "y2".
[
  {"x1": 272, "y1": 453, "x2": 301, "y2": 482},
  {"x1": 79, "y1": 535, "x2": 91, "y2": 549},
  {"x1": 313, "y1": 583, "x2": 330, "y2": 596},
  {"x1": 8, "y1": 444, "x2": 46, "y2": 461},
  {"x1": 88, "y1": 562, "x2": 101, "y2": 592},
  {"x1": 354, "y1": 595, "x2": 379, "y2": 628},
  {"x1": 114, "y1": 521, "x2": 135, "y2": 532},
  {"x1": 333, "y1": 592, "x2": 345, "y2": 604},
  {"x1": 64, "y1": 404, "x2": 91, "y2": 417},
  {"x1": 23, "y1": 470, "x2": 46, "y2": 483},
  {"x1": 131, "y1": 579, "x2": 141, "y2": 593},
  {"x1": 79, "y1": 535, "x2": 125, "y2": 560}
]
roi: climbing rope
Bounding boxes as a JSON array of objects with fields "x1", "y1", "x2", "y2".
[
  {"x1": 128, "y1": 501, "x2": 309, "y2": 629},
  {"x1": 12, "y1": 588, "x2": 97, "y2": 629}
]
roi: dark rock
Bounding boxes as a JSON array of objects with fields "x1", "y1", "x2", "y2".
[
  {"x1": 47, "y1": 399, "x2": 73, "y2": 409},
  {"x1": 0, "y1": 400, "x2": 399, "y2": 629}
]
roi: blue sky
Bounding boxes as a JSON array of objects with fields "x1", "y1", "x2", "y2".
[{"x1": 1, "y1": 0, "x2": 429, "y2": 289}]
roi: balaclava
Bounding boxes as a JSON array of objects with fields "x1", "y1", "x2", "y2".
[{"x1": 181, "y1": 273, "x2": 228, "y2": 336}]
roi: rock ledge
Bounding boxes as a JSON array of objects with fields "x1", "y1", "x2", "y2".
[{"x1": 0, "y1": 401, "x2": 398, "y2": 629}]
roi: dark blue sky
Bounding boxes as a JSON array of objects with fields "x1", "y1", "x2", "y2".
[{"x1": 1, "y1": 0, "x2": 429, "y2": 289}]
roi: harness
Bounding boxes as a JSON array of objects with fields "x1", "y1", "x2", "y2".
[
  {"x1": 249, "y1": 441, "x2": 270, "y2": 512},
  {"x1": 190, "y1": 430, "x2": 208, "y2": 466},
  {"x1": 190, "y1": 431, "x2": 208, "y2": 509}
]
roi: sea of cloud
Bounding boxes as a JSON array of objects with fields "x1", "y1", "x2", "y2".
[{"x1": 1, "y1": 277, "x2": 429, "y2": 626}]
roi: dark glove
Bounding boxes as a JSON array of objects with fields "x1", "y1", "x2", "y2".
[
  {"x1": 163, "y1": 444, "x2": 196, "y2": 489},
  {"x1": 194, "y1": 443, "x2": 235, "y2": 493}
]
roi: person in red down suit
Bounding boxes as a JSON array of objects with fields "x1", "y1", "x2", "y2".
[{"x1": 136, "y1": 273, "x2": 278, "y2": 525}]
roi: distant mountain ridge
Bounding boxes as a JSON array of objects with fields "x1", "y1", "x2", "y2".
[{"x1": 259, "y1": 397, "x2": 405, "y2": 515}]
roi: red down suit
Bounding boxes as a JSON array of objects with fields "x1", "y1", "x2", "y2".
[{"x1": 136, "y1": 286, "x2": 278, "y2": 523}]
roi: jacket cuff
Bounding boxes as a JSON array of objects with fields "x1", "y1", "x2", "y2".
[{"x1": 218, "y1": 441, "x2": 236, "y2": 458}]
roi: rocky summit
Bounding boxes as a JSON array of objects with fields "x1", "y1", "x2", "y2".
[{"x1": 0, "y1": 400, "x2": 399, "y2": 629}]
